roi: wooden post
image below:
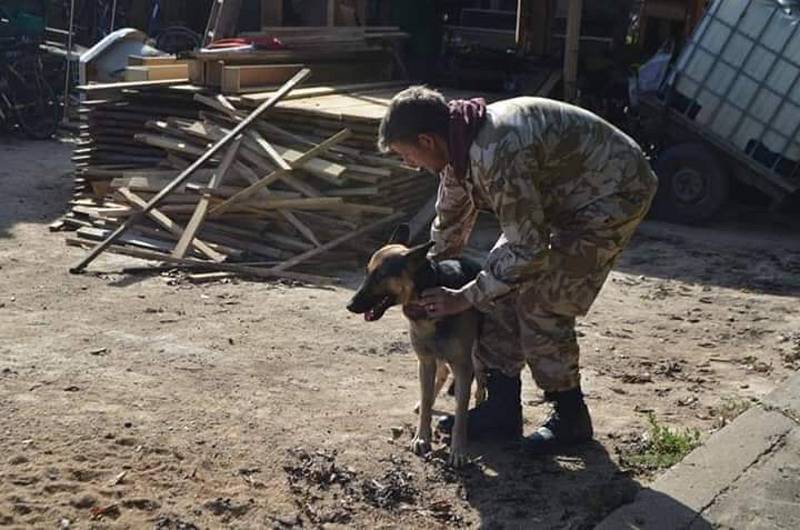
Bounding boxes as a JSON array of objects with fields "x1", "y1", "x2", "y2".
[
  {"x1": 356, "y1": 0, "x2": 367, "y2": 25},
  {"x1": 563, "y1": 0, "x2": 583, "y2": 102},
  {"x1": 327, "y1": 0, "x2": 337, "y2": 26},
  {"x1": 516, "y1": 0, "x2": 554, "y2": 56}
]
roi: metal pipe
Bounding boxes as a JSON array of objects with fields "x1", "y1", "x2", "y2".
[
  {"x1": 110, "y1": 0, "x2": 118, "y2": 32},
  {"x1": 61, "y1": 0, "x2": 76, "y2": 125},
  {"x1": 69, "y1": 68, "x2": 311, "y2": 274}
]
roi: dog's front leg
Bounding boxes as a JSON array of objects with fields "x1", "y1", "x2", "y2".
[
  {"x1": 414, "y1": 360, "x2": 449, "y2": 413},
  {"x1": 411, "y1": 356, "x2": 436, "y2": 456},
  {"x1": 449, "y1": 365, "x2": 473, "y2": 468}
]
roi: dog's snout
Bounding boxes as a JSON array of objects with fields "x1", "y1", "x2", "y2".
[{"x1": 346, "y1": 294, "x2": 363, "y2": 313}]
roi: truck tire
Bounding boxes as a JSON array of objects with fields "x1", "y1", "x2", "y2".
[{"x1": 651, "y1": 142, "x2": 730, "y2": 224}]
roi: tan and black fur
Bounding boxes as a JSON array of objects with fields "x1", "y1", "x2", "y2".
[{"x1": 346, "y1": 224, "x2": 484, "y2": 467}]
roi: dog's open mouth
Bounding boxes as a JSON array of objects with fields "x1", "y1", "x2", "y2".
[{"x1": 364, "y1": 296, "x2": 393, "y2": 322}]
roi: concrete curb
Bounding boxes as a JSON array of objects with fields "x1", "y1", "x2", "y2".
[{"x1": 596, "y1": 372, "x2": 800, "y2": 529}]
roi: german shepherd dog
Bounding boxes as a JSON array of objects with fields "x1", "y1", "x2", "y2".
[{"x1": 346, "y1": 224, "x2": 484, "y2": 467}]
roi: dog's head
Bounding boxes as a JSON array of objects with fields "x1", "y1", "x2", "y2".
[{"x1": 346, "y1": 224, "x2": 434, "y2": 322}]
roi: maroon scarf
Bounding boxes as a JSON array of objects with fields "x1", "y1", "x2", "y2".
[{"x1": 447, "y1": 98, "x2": 487, "y2": 181}]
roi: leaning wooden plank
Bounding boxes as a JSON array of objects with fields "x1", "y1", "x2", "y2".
[
  {"x1": 270, "y1": 144, "x2": 347, "y2": 183},
  {"x1": 66, "y1": 237, "x2": 334, "y2": 284},
  {"x1": 125, "y1": 223, "x2": 243, "y2": 259},
  {"x1": 221, "y1": 124, "x2": 345, "y2": 186},
  {"x1": 173, "y1": 135, "x2": 244, "y2": 259},
  {"x1": 209, "y1": 128, "x2": 351, "y2": 216},
  {"x1": 279, "y1": 210, "x2": 321, "y2": 247},
  {"x1": 77, "y1": 226, "x2": 175, "y2": 253},
  {"x1": 75, "y1": 79, "x2": 193, "y2": 92},
  {"x1": 70, "y1": 68, "x2": 312, "y2": 273},
  {"x1": 275, "y1": 172, "x2": 322, "y2": 198},
  {"x1": 246, "y1": 130, "x2": 292, "y2": 170},
  {"x1": 537, "y1": 69, "x2": 562, "y2": 97},
  {"x1": 117, "y1": 187, "x2": 226, "y2": 262},
  {"x1": 203, "y1": 221, "x2": 314, "y2": 252},
  {"x1": 191, "y1": 115, "x2": 332, "y2": 185},
  {"x1": 194, "y1": 93, "x2": 241, "y2": 119},
  {"x1": 194, "y1": 96, "x2": 319, "y2": 152},
  {"x1": 272, "y1": 212, "x2": 404, "y2": 271}
]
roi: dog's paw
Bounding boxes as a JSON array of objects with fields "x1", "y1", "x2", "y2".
[
  {"x1": 410, "y1": 436, "x2": 431, "y2": 456},
  {"x1": 448, "y1": 448, "x2": 469, "y2": 468}
]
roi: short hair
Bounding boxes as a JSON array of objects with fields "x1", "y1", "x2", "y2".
[{"x1": 378, "y1": 86, "x2": 449, "y2": 152}]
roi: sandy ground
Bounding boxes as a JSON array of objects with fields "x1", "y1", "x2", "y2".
[{"x1": 1, "y1": 138, "x2": 799, "y2": 529}]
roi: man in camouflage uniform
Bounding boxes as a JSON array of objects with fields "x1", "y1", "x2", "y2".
[{"x1": 378, "y1": 86, "x2": 657, "y2": 453}]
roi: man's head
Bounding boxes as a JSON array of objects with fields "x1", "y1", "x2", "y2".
[{"x1": 378, "y1": 86, "x2": 450, "y2": 173}]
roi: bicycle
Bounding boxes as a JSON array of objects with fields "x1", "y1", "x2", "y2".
[{"x1": 0, "y1": 38, "x2": 59, "y2": 140}]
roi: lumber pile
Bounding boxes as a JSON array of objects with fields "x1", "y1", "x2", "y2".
[{"x1": 64, "y1": 75, "x2": 436, "y2": 282}]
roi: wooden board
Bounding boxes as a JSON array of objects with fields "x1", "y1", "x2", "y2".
[
  {"x1": 128, "y1": 55, "x2": 184, "y2": 66},
  {"x1": 221, "y1": 64, "x2": 303, "y2": 94},
  {"x1": 76, "y1": 79, "x2": 195, "y2": 92},
  {"x1": 124, "y1": 64, "x2": 190, "y2": 82}
]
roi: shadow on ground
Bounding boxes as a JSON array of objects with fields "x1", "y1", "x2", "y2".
[
  {"x1": 0, "y1": 138, "x2": 73, "y2": 239},
  {"x1": 443, "y1": 439, "x2": 715, "y2": 529}
]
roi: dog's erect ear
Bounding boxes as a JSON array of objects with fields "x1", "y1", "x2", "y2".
[
  {"x1": 405, "y1": 241, "x2": 435, "y2": 264},
  {"x1": 387, "y1": 223, "x2": 411, "y2": 246}
]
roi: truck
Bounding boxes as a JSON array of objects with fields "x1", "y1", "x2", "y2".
[{"x1": 635, "y1": 0, "x2": 800, "y2": 223}]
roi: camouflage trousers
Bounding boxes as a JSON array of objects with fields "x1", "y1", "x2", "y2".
[{"x1": 476, "y1": 163, "x2": 657, "y2": 392}]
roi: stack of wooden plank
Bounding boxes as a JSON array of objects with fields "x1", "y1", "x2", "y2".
[
  {"x1": 187, "y1": 27, "x2": 400, "y2": 94},
  {"x1": 64, "y1": 78, "x2": 437, "y2": 282}
]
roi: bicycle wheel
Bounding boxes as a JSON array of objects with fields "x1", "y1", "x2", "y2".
[{"x1": 9, "y1": 57, "x2": 58, "y2": 139}]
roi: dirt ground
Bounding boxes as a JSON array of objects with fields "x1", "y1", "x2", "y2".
[{"x1": 1, "y1": 138, "x2": 799, "y2": 529}]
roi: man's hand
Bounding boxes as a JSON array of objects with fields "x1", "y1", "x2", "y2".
[{"x1": 419, "y1": 287, "x2": 471, "y2": 318}]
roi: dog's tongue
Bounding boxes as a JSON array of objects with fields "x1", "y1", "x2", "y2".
[{"x1": 364, "y1": 309, "x2": 376, "y2": 322}]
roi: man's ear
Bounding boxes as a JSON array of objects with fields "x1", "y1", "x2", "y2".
[
  {"x1": 417, "y1": 133, "x2": 436, "y2": 150},
  {"x1": 405, "y1": 241, "x2": 435, "y2": 264},
  {"x1": 387, "y1": 223, "x2": 411, "y2": 246}
]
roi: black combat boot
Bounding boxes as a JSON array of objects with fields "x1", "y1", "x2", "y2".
[
  {"x1": 522, "y1": 387, "x2": 593, "y2": 454},
  {"x1": 437, "y1": 369, "x2": 523, "y2": 441}
]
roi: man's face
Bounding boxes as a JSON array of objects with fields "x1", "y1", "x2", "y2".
[{"x1": 390, "y1": 134, "x2": 448, "y2": 173}]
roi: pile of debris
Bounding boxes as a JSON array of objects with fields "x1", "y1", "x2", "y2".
[{"x1": 63, "y1": 70, "x2": 436, "y2": 283}]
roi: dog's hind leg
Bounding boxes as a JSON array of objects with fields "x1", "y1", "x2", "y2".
[
  {"x1": 449, "y1": 363, "x2": 473, "y2": 468},
  {"x1": 414, "y1": 360, "x2": 450, "y2": 413},
  {"x1": 411, "y1": 357, "x2": 437, "y2": 456}
]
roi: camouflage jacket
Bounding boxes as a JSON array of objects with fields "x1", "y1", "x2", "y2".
[{"x1": 430, "y1": 97, "x2": 655, "y2": 312}]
